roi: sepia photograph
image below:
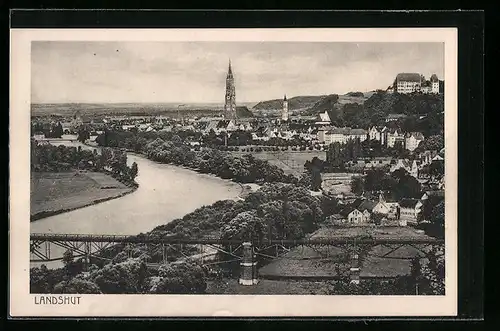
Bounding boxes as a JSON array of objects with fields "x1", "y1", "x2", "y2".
[{"x1": 10, "y1": 28, "x2": 458, "y2": 317}]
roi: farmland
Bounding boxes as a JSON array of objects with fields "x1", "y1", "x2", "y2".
[
  {"x1": 30, "y1": 171, "x2": 135, "y2": 221},
  {"x1": 230, "y1": 150, "x2": 326, "y2": 176}
]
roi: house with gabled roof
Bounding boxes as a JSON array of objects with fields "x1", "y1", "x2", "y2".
[
  {"x1": 390, "y1": 159, "x2": 419, "y2": 178},
  {"x1": 340, "y1": 207, "x2": 365, "y2": 224}
]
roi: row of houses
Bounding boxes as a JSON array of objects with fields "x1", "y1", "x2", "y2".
[
  {"x1": 334, "y1": 190, "x2": 444, "y2": 226},
  {"x1": 368, "y1": 126, "x2": 425, "y2": 151}
]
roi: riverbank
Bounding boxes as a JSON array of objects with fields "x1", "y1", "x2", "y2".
[
  {"x1": 126, "y1": 151, "x2": 256, "y2": 200},
  {"x1": 30, "y1": 171, "x2": 137, "y2": 222}
]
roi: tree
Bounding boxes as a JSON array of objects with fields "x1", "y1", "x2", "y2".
[
  {"x1": 147, "y1": 262, "x2": 207, "y2": 294},
  {"x1": 53, "y1": 278, "x2": 102, "y2": 294},
  {"x1": 91, "y1": 258, "x2": 150, "y2": 294},
  {"x1": 77, "y1": 126, "x2": 91, "y2": 143},
  {"x1": 130, "y1": 162, "x2": 139, "y2": 179},
  {"x1": 351, "y1": 177, "x2": 364, "y2": 195}
]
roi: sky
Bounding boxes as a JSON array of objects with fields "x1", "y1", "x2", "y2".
[{"x1": 31, "y1": 41, "x2": 444, "y2": 104}]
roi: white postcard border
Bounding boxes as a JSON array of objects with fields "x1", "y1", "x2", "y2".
[{"x1": 10, "y1": 28, "x2": 458, "y2": 317}]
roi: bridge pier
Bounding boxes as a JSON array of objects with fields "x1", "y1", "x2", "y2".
[
  {"x1": 239, "y1": 242, "x2": 258, "y2": 286},
  {"x1": 350, "y1": 253, "x2": 360, "y2": 285}
]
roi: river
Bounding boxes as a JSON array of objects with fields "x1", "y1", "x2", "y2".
[{"x1": 30, "y1": 140, "x2": 241, "y2": 266}]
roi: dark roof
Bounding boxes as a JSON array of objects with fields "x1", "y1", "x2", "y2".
[
  {"x1": 357, "y1": 199, "x2": 377, "y2": 212},
  {"x1": 396, "y1": 73, "x2": 422, "y2": 83},
  {"x1": 216, "y1": 120, "x2": 230, "y2": 129},
  {"x1": 399, "y1": 199, "x2": 421, "y2": 208},
  {"x1": 340, "y1": 207, "x2": 356, "y2": 217},
  {"x1": 430, "y1": 74, "x2": 439, "y2": 82}
]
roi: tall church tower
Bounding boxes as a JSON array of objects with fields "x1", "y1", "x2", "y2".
[
  {"x1": 281, "y1": 94, "x2": 289, "y2": 121},
  {"x1": 224, "y1": 59, "x2": 237, "y2": 119}
]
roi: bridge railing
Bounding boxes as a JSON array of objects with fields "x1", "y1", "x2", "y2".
[{"x1": 30, "y1": 233, "x2": 444, "y2": 246}]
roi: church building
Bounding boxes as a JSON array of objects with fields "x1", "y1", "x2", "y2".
[
  {"x1": 281, "y1": 94, "x2": 289, "y2": 122},
  {"x1": 224, "y1": 59, "x2": 237, "y2": 119}
]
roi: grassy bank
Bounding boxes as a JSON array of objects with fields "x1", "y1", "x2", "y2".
[{"x1": 30, "y1": 171, "x2": 137, "y2": 221}]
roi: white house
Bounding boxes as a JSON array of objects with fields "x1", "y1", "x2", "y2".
[
  {"x1": 372, "y1": 194, "x2": 400, "y2": 219},
  {"x1": 398, "y1": 199, "x2": 423, "y2": 225},
  {"x1": 405, "y1": 132, "x2": 425, "y2": 151},
  {"x1": 341, "y1": 208, "x2": 365, "y2": 224},
  {"x1": 323, "y1": 128, "x2": 367, "y2": 145},
  {"x1": 368, "y1": 126, "x2": 382, "y2": 141}
]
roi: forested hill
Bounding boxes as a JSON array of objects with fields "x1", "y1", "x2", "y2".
[
  {"x1": 363, "y1": 91, "x2": 444, "y2": 117},
  {"x1": 320, "y1": 91, "x2": 444, "y2": 136},
  {"x1": 252, "y1": 95, "x2": 324, "y2": 111}
]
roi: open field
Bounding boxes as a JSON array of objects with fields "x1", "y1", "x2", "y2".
[
  {"x1": 31, "y1": 102, "x2": 256, "y2": 117},
  {"x1": 30, "y1": 172, "x2": 134, "y2": 221},
  {"x1": 230, "y1": 150, "x2": 326, "y2": 176}
]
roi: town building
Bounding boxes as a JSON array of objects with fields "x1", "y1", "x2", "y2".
[
  {"x1": 281, "y1": 95, "x2": 289, "y2": 122},
  {"x1": 224, "y1": 59, "x2": 237, "y2": 119},
  {"x1": 322, "y1": 127, "x2": 367, "y2": 145},
  {"x1": 386, "y1": 128, "x2": 405, "y2": 148},
  {"x1": 314, "y1": 111, "x2": 332, "y2": 126},
  {"x1": 394, "y1": 73, "x2": 422, "y2": 94},
  {"x1": 340, "y1": 207, "x2": 366, "y2": 224},
  {"x1": 368, "y1": 126, "x2": 382, "y2": 141},
  {"x1": 372, "y1": 193, "x2": 400, "y2": 220},
  {"x1": 398, "y1": 198, "x2": 423, "y2": 225},
  {"x1": 405, "y1": 132, "x2": 425, "y2": 151},
  {"x1": 430, "y1": 74, "x2": 440, "y2": 94},
  {"x1": 390, "y1": 159, "x2": 419, "y2": 178}
]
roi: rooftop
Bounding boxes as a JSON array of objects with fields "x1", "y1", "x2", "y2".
[{"x1": 396, "y1": 73, "x2": 422, "y2": 83}]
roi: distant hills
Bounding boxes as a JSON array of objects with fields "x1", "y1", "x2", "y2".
[
  {"x1": 252, "y1": 95, "x2": 325, "y2": 111},
  {"x1": 251, "y1": 91, "x2": 375, "y2": 115}
]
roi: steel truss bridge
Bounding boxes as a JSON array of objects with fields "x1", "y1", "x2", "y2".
[{"x1": 30, "y1": 233, "x2": 444, "y2": 268}]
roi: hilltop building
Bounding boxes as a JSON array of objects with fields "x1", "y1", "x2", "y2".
[
  {"x1": 394, "y1": 73, "x2": 423, "y2": 94},
  {"x1": 430, "y1": 74, "x2": 440, "y2": 94},
  {"x1": 224, "y1": 59, "x2": 237, "y2": 119},
  {"x1": 393, "y1": 72, "x2": 443, "y2": 94},
  {"x1": 281, "y1": 94, "x2": 289, "y2": 122}
]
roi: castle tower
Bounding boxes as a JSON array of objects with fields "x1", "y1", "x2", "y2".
[
  {"x1": 224, "y1": 59, "x2": 237, "y2": 119},
  {"x1": 281, "y1": 94, "x2": 289, "y2": 122}
]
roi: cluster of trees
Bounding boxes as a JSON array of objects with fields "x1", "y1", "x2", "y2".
[
  {"x1": 31, "y1": 141, "x2": 138, "y2": 186},
  {"x1": 303, "y1": 157, "x2": 325, "y2": 191},
  {"x1": 415, "y1": 134, "x2": 444, "y2": 152},
  {"x1": 311, "y1": 91, "x2": 443, "y2": 136},
  {"x1": 31, "y1": 121, "x2": 64, "y2": 138},
  {"x1": 351, "y1": 168, "x2": 422, "y2": 200},
  {"x1": 145, "y1": 137, "x2": 298, "y2": 184},
  {"x1": 30, "y1": 255, "x2": 207, "y2": 294},
  {"x1": 149, "y1": 183, "x2": 324, "y2": 244},
  {"x1": 417, "y1": 198, "x2": 445, "y2": 239},
  {"x1": 326, "y1": 248, "x2": 444, "y2": 295}
]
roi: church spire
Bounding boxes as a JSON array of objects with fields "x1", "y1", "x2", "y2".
[{"x1": 228, "y1": 59, "x2": 233, "y2": 76}]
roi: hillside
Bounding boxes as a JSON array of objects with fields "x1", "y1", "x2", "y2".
[
  {"x1": 252, "y1": 95, "x2": 324, "y2": 111},
  {"x1": 251, "y1": 92, "x2": 373, "y2": 115}
]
